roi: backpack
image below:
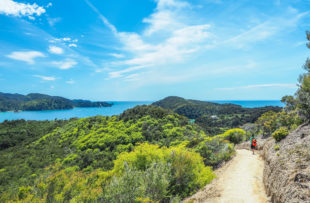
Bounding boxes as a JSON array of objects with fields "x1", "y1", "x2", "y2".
[{"x1": 252, "y1": 138, "x2": 257, "y2": 146}]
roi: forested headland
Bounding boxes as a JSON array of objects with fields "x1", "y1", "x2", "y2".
[
  {"x1": 153, "y1": 96, "x2": 282, "y2": 135},
  {"x1": 0, "y1": 92, "x2": 112, "y2": 112}
]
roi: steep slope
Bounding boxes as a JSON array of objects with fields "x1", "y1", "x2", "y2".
[{"x1": 262, "y1": 124, "x2": 310, "y2": 202}]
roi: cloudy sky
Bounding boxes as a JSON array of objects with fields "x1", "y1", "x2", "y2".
[{"x1": 0, "y1": 0, "x2": 309, "y2": 101}]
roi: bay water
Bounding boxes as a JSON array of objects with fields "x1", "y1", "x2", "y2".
[{"x1": 0, "y1": 100, "x2": 283, "y2": 122}]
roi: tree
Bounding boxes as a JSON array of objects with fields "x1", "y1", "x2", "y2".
[{"x1": 295, "y1": 31, "x2": 310, "y2": 120}]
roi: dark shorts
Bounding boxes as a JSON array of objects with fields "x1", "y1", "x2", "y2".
[{"x1": 251, "y1": 145, "x2": 255, "y2": 149}]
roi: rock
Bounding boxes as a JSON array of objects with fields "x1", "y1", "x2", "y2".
[{"x1": 262, "y1": 124, "x2": 310, "y2": 203}]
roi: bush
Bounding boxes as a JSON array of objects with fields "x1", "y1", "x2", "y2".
[
  {"x1": 112, "y1": 143, "x2": 215, "y2": 199},
  {"x1": 194, "y1": 136, "x2": 234, "y2": 168},
  {"x1": 18, "y1": 186, "x2": 31, "y2": 200},
  {"x1": 103, "y1": 162, "x2": 171, "y2": 202},
  {"x1": 221, "y1": 128, "x2": 246, "y2": 144},
  {"x1": 103, "y1": 164, "x2": 143, "y2": 203},
  {"x1": 274, "y1": 145, "x2": 280, "y2": 151},
  {"x1": 272, "y1": 127, "x2": 289, "y2": 142}
]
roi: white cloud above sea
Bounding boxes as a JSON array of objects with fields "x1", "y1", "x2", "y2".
[
  {"x1": 66, "y1": 79, "x2": 75, "y2": 84},
  {"x1": 48, "y1": 46, "x2": 64, "y2": 54},
  {"x1": 68, "y1": 44, "x2": 77, "y2": 48},
  {"x1": 216, "y1": 83, "x2": 297, "y2": 91},
  {"x1": 0, "y1": 0, "x2": 47, "y2": 17},
  {"x1": 33, "y1": 75, "x2": 55, "y2": 81},
  {"x1": 6, "y1": 51, "x2": 45, "y2": 64},
  {"x1": 49, "y1": 37, "x2": 78, "y2": 48},
  {"x1": 52, "y1": 59, "x2": 77, "y2": 69}
]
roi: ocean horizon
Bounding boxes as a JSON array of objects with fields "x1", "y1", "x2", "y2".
[{"x1": 0, "y1": 100, "x2": 284, "y2": 122}]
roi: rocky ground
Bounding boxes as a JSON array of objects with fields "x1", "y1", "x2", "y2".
[{"x1": 262, "y1": 124, "x2": 310, "y2": 203}]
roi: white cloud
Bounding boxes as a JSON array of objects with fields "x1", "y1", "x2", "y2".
[
  {"x1": 33, "y1": 75, "x2": 56, "y2": 81},
  {"x1": 49, "y1": 37, "x2": 78, "y2": 48},
  {"x1": 224, "y1": 11, "x2": 309, "y2": 49},
  {"x1": 52, "y1": 59, "x2": 77, "y2": 69},
  {"x1": 216, "y1": 83, "x2": 297, "y2": 91},
  {"x1": 84, "y1": 0, "x2": 117, "y2": 34},
  {"x1": 6, "y1": 51, "x2": 45, "y2": 64},
  {"x1": 109, "y1": 65, "x2": 149, "y2": 78},
  {"x1": 46, "y1": 3, "x2": 52, "y2": 8},
  {"x1": 48, "y1": 46, "x2": 64, "y2": 54},
  {"x1": 0, "y1": 0, "x2": 46, "y2": 17},
  {"x1": 110, "y1": 53, "x2": 124, "y2": 58},
  {"x1": 102, "y1": 0, "x2": 211, "y2": 77},
  {"x1": 68, "y1": 43, "x2": 77, "y2": 47},
  {"x1": 47, "y1": 17, "x2": 61, "y2": 26},
  {"x1": 84, "y1": 0, "x2": 212, "y2": 79},
  {"x1": 118, "y1": 24, "x2": 211, "y2": 68},
  {"x1": 66, "y1": 79, "x2": 75, "y2": 84},
  {"x1": 86, "y1": 0, "x2": 308, "y2": 85}
]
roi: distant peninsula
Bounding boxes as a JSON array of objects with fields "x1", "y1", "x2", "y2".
[
  {"x1": 0, "y1": 92, "x2": 112, "y2": 112},
  {"x1": 153, "y1": 96, "x2": 282, "y2": 135}
]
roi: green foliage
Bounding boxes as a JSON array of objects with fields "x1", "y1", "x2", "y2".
[
  {"x1": 256, "y1": 111, "x2": 302, "y2": 137},
  {"x1": 0, "y1": 119, "x2": 69, "y2": 150},
  {"x1": 272, "y1": 127, "x2": 289, "y2": 142},
  {"x1": 274, "y1": 144, "x2": 280, "y2": 151},
  {"x1": 18, "y1": 186, "x2": 31, "y2": 200},
  {"x1": 283, "y1": 31, "x2": 310, "y2": 121},
  {"x1": 194, "y1": 133, "x2": 235, "y2": 168},
  {"x1": 220, "y1": 128, "x2": 246, "y2": 144},
  {"x1": 112, "y1": 143, "x2": 215, "y2": 199},
  {"x1": 0, "y1": 105, "x2": 239, "y2": 202},
  {"x1": 103, "y1": 162, "x2": 171, "y2": 202},
  {"x1": 8, "y1": 144, "x2": 214, "y2": 202}
]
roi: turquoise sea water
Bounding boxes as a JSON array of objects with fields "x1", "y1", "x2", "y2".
[
  {"x1": 0, "y1": 100, "x2": 283, "y2": 122},
  {"x1": 211, "y1": 100, "x2": 284, "y2": 108}
]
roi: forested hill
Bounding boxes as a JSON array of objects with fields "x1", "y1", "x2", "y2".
[
  {"x1": 0, "y1": 105, "x2": 242, "y2": 202},
  {"x1": 0, "y1": 92, "x2": 112, "y2": 112},
  {"x1": 153, "y1": 96, "x2": 282, "y2": 135}
]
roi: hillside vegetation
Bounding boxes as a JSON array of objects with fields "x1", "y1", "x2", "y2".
[
  {"x1": 0, "y1": 105, "x2": 245, "y2": 202},
  {"x1": 250, "y1": 31, "x2": 310, "y2": 202},
  {"x1": 0, "y1": 92, "x2": 112, "y2": 112},
  {"x1": 153, "y1": 96, "x2": 281, "y2": 135}
]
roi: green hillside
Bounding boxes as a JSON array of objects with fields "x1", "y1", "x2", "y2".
[
  {"x1": 0, "y1": 105, "x2": 244, "y2": 202},
  {"x1": 153, "y1": 96, "x2": 282, "y2": 135}
]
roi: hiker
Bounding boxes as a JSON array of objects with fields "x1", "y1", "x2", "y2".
[{"x1": 250, "y1": 136, "x2": 257, "y2": 155}]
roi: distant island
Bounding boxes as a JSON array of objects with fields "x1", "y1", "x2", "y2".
[{"x1": 0, "y1": 92, "x2": 112, "y2": 112}]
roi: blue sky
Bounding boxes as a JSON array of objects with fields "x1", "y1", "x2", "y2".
[{"x1": 0, "y1": 0, "x2": 309, "y2": 101}]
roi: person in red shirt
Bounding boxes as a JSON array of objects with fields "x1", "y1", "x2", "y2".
[{"x1": 250, "y1": 136, "x2": 257, "y2": 155}]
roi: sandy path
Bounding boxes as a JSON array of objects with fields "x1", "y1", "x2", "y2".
[{"x1": 185, "y1": 149, "x2": 269, "y2": 203}]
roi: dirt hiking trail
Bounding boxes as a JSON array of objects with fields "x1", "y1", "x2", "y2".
[{"x1": 185, "y1": 149, "x2": 270, "y2": 203}]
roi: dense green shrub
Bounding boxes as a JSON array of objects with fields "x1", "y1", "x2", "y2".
[
  {"x1": 113, "y1": 144, "x2": 215, "y2": 199},
  {"x1": 0, "y1": 105, "x2": 240, "y2": 202},
  {"x1": 256, "y1": 110, "x2": 302, "y2": 137},
  {"x1": 220, "y1": 128, "x2": 246, "y2": 144},
  {"x1": 272, "y1": 127, "x2": 289, "y2": 142},
  {"x1": 194, "y1": 136, "x2": 235, "y2": 168}
]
